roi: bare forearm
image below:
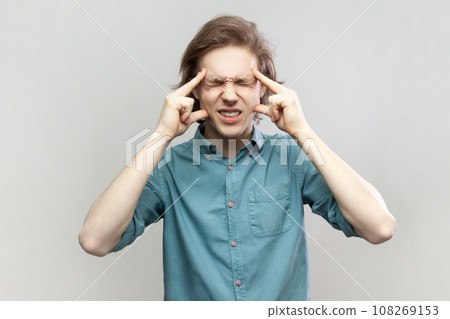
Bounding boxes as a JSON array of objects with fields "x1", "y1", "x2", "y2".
[
  {"x1": 79, "y1": 131, "x2": 171, "y2": 256},
  {"x1": 250, "y1": 69, "x2": 396, "y2": 244},
  {"x1": 293, "y1": 128, "x2": 396, "y2": 244},
  {"x1": 78, "y1": 70, "x2": 208, "y2": 256}
]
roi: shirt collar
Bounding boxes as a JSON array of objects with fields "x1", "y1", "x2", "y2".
[
  {"x1": 193, "y1": 122, "x2": 265, "y2": 154},
  {"x1": 250, "y1": 124, "x2": 265, "y2": 151}
]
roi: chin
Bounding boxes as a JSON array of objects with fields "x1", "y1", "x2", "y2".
[
  {"x1": 207, "y1": 119, "x2": 247, "y2": 139},
  {"x1": 219, "y1": 122, "x2": 254, "y2": 140},
  {"x1": 216, "y1": 125, "x2": 242, "y2": 138}
]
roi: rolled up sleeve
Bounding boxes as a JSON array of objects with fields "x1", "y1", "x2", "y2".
[
  {"x1": 300, "y1": 160, "x2": 359, "y2": 238},
  {"x1": 111, "y1": 168, "x2": 166, "y2": 252}
]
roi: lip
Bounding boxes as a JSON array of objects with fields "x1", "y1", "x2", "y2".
[{"x1": 217, "y1": 109, "x2": 242, "y2": 124}]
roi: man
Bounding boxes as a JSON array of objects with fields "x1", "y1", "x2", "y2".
[{"x1": 79, "y1": 15, "x2": 396, "y2": 300}]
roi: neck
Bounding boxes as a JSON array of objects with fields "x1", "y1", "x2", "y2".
[{"x1": 202, "y1": 122, "x2": 253, "y2": 159}]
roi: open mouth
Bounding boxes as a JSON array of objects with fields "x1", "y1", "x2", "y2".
[
  {"x1": 219, "y1": 111, "x2": 241, "y2": 117},
  {"x1": 218, "y1": 110, "x2": 243, "y2": 124}
]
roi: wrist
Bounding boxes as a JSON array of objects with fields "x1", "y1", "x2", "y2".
[
  {"x1": 145, "y1": 129, "x2": 173, "y2": 146},
  {"x1": 291, "y1": 125, "x2": 316, "y2": 146},
  {"x1": 154, "y1": 125, "x2": 176, "y2": 141},
  {"x1": 290, "y1": 122, "x2": 313, "y2": 138}
]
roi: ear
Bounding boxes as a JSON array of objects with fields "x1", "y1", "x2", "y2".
[
  {"x1": 192, "y1": 88, "x2": 199, "y2": 99},
  {"x1": 259, "y1": 84, "x2": 267, "y2": 98}
]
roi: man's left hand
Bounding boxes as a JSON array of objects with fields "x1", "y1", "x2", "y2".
[{"x1": 252, "y1": 68, "x2": 310, "y2": 138}]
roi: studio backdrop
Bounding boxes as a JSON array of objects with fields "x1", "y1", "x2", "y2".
[{"x1": 0, "y1": 0, "x2": 449, "y2": 300}]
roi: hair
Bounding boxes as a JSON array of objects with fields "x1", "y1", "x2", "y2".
[{"x1": 176, "y1": 14, "x2": 277, "y2": 119}]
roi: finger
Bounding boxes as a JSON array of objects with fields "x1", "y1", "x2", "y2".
[
  {"x1": 184, "y1": 109, "x2": 209, "y2": 125},
  {"x1": 272, "y1": 107, "x2": 281, "y2": 122},
  {"x1": 174, "y1": 97, "x2": 195, "y2": 111},
  {"x1": 251, "y1": 68, "x2": 286, "y2": 94},
  {"x1": 176, "y1": 98, "x2": 195, "y2": 123},
  {"x1": 176, "y1": 68, "x2": 207, "y2": 97},
  {"x1": 253, "y1": 104, "x2": 271, "y2": 117},
  {"x1": 181, "y1": 110, "x2": 190, "y2": 123}
]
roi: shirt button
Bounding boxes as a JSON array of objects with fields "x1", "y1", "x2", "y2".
[
  {"x1": 236, "y1": 280, "x2": 242, "y2": 286},
  {"x1": 228, "y1": 202, "x2": 234, "y2": 208},
  {"x1": 248, "y1": 151, "x2": 252, "y2": 156},
  {"x1": 228, "y1": 165, "x2": 232, "y2": 171},
  {"x1": 231, "y1": 241, "x2": 237, "y2": 247}
]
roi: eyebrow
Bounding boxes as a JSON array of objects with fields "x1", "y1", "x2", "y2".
[
  {"x1": 205, "y1": 75, "x2": 255, "y2": 82},
  {"x1": 205, "y1": 76, "x2": 225, "y2": 83}
]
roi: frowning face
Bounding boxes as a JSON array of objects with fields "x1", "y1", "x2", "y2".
[{"x1": 195, "y1": 46, "x2": 266, "y2": 141}]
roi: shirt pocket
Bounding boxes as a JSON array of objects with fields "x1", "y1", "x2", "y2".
[{"x1": 248, "y1": 184, "x2": 292, "y2": 237}]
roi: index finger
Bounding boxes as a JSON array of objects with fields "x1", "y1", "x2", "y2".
[
  {"x1": 252, "y1": 68, "x2": 286, "y2": 94},
  {"x1": 176, "y1": 68, "x2": 207, "y2": 97}
]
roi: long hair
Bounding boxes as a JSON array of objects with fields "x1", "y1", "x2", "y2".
[{"x1": 176, "y1": 15, "x2": 277, "y2": 117}]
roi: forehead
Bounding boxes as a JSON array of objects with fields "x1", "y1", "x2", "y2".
[{"x1": 199, "y1": 46, "x2": 258, "y2": 78}]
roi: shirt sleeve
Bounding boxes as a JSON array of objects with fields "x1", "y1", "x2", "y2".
[
  {"x1": 299, "y1": 156, "x2": 359, "y2": 238},
  {"x1": 111, "y1": 165, "x2": 166, "y2": 252}
]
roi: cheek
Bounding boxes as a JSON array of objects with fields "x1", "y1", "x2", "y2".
[
  {"x1": 198, "y1": 91, "x2": 216, "y2": 109},
  {"x1": 246, "y1": 90, "x2": 262, "y2": 105}
]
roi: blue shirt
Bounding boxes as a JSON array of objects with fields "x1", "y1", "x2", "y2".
[{"x1": 112, "y1": 124, "x2": 358, "y2": 300}]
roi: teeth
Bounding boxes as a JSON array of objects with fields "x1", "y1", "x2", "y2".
[{"x1": 220, "y1": 111, "x2": 240, "y2": 117}]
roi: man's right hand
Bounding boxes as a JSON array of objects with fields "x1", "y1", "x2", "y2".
[
  {"x1": 79, "y1": 70, "x2": 209, "y2": 256},
  {"x1": 155, "y1": 68, "x2": 209, "y2": 138}
]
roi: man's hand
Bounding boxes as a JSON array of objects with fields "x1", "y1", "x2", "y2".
[
  {"x1": 156, "y1": 68, "x2": 209, "y2": 138},
  {"x1": 252, "y1": 68, "x2": 310, "y2": 138},
  {"x1": 253, "y1": 69, "x2": 396, "y2": 244}
]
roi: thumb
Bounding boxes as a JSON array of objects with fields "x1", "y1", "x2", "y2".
[
  {"x1": 184, "y1": 109, "x2": 210, "y2": 125},
  {"x1": 253, "y1": 104, "x2": 271, "y2": 117}
]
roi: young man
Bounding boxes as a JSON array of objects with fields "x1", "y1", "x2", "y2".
[{"x1": 79, "y1": 15, "x2": 396, "y2": 300}]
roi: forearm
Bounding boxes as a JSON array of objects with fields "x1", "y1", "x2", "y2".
[
  {"x1": 79, "y1": 131, "x2": 171, "y2": 256},
  {"x1": 293, "y1": 127, "x2": 396, "y2": 244}
]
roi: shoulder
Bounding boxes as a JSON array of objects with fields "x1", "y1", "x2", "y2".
[
  {"x1": 167, "y1": 138, "x2": 193, "y2": 154},
  {"x1": 156, "y1": 136, "x2": 194, "y2": 168},
  {"x1": 262, "y1": 131, "x2": 295, "y2": 141},
  {"x1": 260, "y1": 131, "x2": 301, "y2": 153},
  {"x1": 260, "y1": 130, "x2": 311, "y2": 174}
]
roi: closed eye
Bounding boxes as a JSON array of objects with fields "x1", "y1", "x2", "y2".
[
  {"x1": 204, "y1": 79, "x2": 225, "y2": 88},
  {"x1": 236, "y1": 79, "x2": 256, "y2": 87},
  {"x1": 203, "y1": 76, "x2": 256, "y2": 89}
]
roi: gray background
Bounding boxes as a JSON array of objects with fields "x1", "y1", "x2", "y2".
[{"x1": 1, "y1": 0, "x2": 449, "y2": 300}]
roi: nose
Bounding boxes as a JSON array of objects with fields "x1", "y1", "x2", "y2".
[{"x1": 221, "y1": 82, "x2": 239, "y2": 105}]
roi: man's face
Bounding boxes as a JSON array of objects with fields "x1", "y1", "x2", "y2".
[{"x1": 196, "y1": 46, "x2": 266, "y2": 140}]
